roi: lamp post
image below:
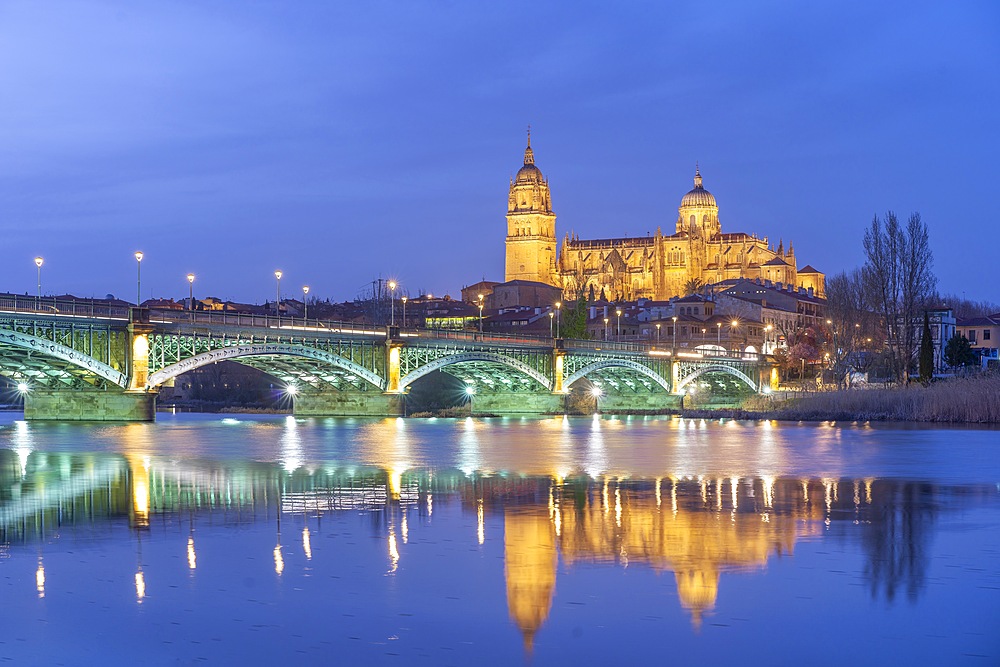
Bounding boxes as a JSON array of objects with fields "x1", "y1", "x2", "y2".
[
  {"x1": 401, "y1": 296, "x2": 407, "y2": 328},
  {"x1": 477, "y1": 294, "x2": 484, "y2": 333},
  {"x1": 555, "y1": 301, "x2": 562, "y2": 338},
  {"x1": 134, "y1": 251, "x2": 143, "y2": 307},
  {"x1": 388, "y1": 280, "x2": 397, "y2": 326},
  {"x1": 671, "y1": 315, "x2": 678, "y2": 350},
  {"x1": 34, "y1": 257, "x2": 43, "y2": 310},
  {"x1": 187, "y1": 273, "x2": 195, "y2": 319},
  {"x1": 716, "y1": 321, "x2": 722, "y2": 348},
  {"x1": 655, "y1": 322, "x2": 661, "y2": 344},
  {"x1": 603, "y1": 317, "x2": 609, "y2": 341},
  {"x1": 730, "y1": 319, "x2": 739, "y2": 353},
  {"x1": 616, "y1": 308, "x2": 622, "y2": 341},
  {"x1": 274, "y1": 270, "x2": 282, "y2": 323},
  {"x1": 549, "y1": 311, "x2": 554, "y2": 337},
  {"x1": 764, "y1": 324, "x2": 773, "y2": 354},
  {"x1": 302, "y1": 285, "x2": 310, "y2": 322}
]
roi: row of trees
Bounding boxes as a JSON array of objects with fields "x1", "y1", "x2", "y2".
[{"x1": 825, "y1": 211, "x2": 989, "y2": 387}]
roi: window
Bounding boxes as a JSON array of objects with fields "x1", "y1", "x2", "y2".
[
  {"x1": 968, "y1": 330, "x2": 977, "y2": 343},
  {"x1": 985, "y1": 329, "x2": 992, "y2": 341}
]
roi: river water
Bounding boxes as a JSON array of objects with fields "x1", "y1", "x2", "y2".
[{"x1": 1, "y1": 413, "x2": 998, "y2": 665}]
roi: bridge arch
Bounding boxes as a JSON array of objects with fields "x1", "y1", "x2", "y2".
[
  {"x1": 0, "y1": 330, "x2": 127, "y2": 388},
  {"x1": 146, "y1": 343, "x2": 385, "y2": 391},
  {"x1": 676, "y1": 364, "x2": 758, "y2": 393},
  {"x1": 398, "y1": 351, "x2": 552, "y2": 392},
  {"x1": 563, "y1": 359, "x2": 671, "y2": 393}
]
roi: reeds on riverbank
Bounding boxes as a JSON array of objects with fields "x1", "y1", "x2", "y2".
[{"x1": 689, "y1": 374, "x2": 1000, "y2": 423}]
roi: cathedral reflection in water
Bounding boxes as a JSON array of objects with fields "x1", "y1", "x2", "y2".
[{"x1": 0, "y1": 446, "x2": 951, "y2": 649}]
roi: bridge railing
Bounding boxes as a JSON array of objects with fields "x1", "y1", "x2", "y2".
[
  {"x1": 149, "y1": 309, "x2": 390, "y2": 336},
  {"x1": 563, "y1": 337, "x2": 762, "y2": 361},
  {"x1": 409, "y1": 328, "x2": 553, "y2": 347},
  {"x1": 0, "y1": 293, "x2": 131, "y2": 319}
]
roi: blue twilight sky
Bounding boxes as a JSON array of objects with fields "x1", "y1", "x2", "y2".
[{"x1": 1, "y1": 1, "x2": 998, "y2": 305}]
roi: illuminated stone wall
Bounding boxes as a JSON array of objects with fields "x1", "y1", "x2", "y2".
[{"x1": 24, "y1": 389, "x2": 155, "y2": 421}]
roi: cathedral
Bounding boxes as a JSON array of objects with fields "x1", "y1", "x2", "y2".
[{"x1": 503, "y1": 135, "x2": 825, "y2": 301}]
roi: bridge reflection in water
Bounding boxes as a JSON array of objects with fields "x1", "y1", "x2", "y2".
[{"x1": 1, "y1": 446, "x2": 950, "y2": 648}]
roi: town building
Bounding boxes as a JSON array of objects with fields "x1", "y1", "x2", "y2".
[
  {"x1": 503, "y1": 134, "x2": 825, "y2": 302},
  {"x1": 956, "y1": 313, "x2": 1000, "y2": 369}
]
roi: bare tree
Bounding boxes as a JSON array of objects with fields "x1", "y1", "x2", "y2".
[
  {"x1": 938, "y1": 293, "x2": 1000, "y2": 319},
  {"x1": 825, "y1": 268, "x2": 882, "y2": 388},
  {"x1": 863, "y1": 212, "x2": 936, "y2": 385}
]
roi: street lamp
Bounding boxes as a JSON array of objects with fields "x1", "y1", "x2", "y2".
[
  {"x1": 616, "y1": 308, "x2": 622, "y2": 341},
  {"x1": 555, "y1": 301, "x2": 562, "y2": 338},
  {"x1": 187, "y1": 273, "x2": 195, "y2": 318},
  {"x1": 388, "y1": 280, "x2": 397, "y2": 326},
  {"x1": 466, "y1": 385, "x2": 476, "y2": 416},
  {"x1": 134, "y1": 251, "x2": 143, "y2": 306},
  {"x1": 477, "y1": 294, "x2": 484, "y2": 333},
  {"x1": 730, "y1": 319, "x2": 739, "y2": 352},
  {"x1": 672, "y1": 315, "x2": 678, "y2": 350},
  {"x1": 549, "y1": 311, "x2": 555, "y2": 337},
  {"x1": 34, "y1": 257, "x2": 43, "y2": 309},
  {"x1": 401, "y1": 296, "x2": 408, "y2": 328},
  {"x1": 765, "y1": 324, "x2": 773, "y2": 354},
  {"x1": 655, "y1": 322, "x2": 661, "y2": 344},
  {"x1": 716, "y1": 321, "x2": 722, "y2": 347},
  {"x1": 302, "y1": 285, "x2": 310, "y2": 322},
  {"x1": 274, "y1": 270, "x2": 282, "y2": 322},
  {"x1": 603, "y1": 317, "x2": 609, "y2": 341}
]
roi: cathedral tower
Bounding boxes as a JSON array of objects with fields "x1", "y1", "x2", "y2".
[
  {"x1": 676, "y1": 167, "x2": 720, "y2": 239},
  {"x1": 505, "y1": 133, "x2": 557, "y2": 284}
]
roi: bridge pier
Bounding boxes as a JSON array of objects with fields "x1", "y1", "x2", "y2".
[
  {"x1": 293, "y1": 391, "x2": 404, "y2": 417},
  {"x1": 24, "y1": 390, "x2": 156, "y2": 422},
  {"x1": 471, "y1": 392, "x2": 565, "y2": 415},
  {"x1": 597, "y1": 392, "x2": 682, "y2": 414}
]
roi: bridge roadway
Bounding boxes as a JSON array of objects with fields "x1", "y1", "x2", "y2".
[{"x1": 0, "y1": 294, "x2": 777, "y2": 421}]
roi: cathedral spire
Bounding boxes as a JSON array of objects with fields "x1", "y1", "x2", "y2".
[
  {"x1": 524, "y1": 125, "x2": 534, "y2": 166},
  {"x1": 694, "y1": 163, "x2": 703, "y2": 189}
]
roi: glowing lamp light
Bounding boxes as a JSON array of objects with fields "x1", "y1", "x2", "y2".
[
  {"x1": 465, "y1": 386, "x2": 476, "y2": 396},
  {"x1": 16, "y1": 382, "x2": 29, "y2": 393},
  {"x1": 590, "y1": 386, "x2": 603, "y2": 397},
  {"x1": 285, "y1": 384, "x2": 299, "y2": 396}
]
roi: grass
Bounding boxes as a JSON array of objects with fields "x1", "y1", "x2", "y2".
[{"x1": 684, "y1": 374, "x2": 1000, "y2": 423}]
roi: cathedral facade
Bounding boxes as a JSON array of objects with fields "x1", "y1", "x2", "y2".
[{"x1": 504, "y1": 137, "x2": 825, "y2": 301}]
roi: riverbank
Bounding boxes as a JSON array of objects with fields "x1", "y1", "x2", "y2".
[{"x1": 684, "y1": 374, "x2": 1000, "y2": 423}]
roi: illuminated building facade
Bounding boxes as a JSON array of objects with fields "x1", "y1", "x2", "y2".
[{"x1": 503, "y1": 136, "x2": 825, "y2": 301}]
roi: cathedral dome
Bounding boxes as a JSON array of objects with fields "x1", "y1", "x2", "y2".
[
  {"x1": 680, "y1": 169, "x2": 716, "y2": 208},
  {"x1": 514, "y1": 134, "x2": 545, "y2": 184},
  {"x1": 516, "y1": 162, "x2": 544, "y2": 184}
]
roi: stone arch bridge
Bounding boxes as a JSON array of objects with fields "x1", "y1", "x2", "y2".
[{"x1": 0, "y1": 297, "x2": 777, "y2": 421}]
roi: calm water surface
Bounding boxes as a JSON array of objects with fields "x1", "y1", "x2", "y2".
[{"x1": 1, "y1": 414, "x2": 998, "y2": 665}]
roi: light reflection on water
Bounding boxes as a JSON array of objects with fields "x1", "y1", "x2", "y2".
[{"x1": 0, "y1": 414, "x2": 998, "y2": 664}]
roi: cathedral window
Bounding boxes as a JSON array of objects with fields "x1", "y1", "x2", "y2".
[{"x1": 690, "y1": 215, "x2": 696, "y2": 227}]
